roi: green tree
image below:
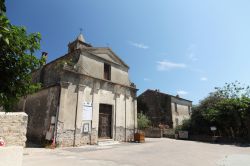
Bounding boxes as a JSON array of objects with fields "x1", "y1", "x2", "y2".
[
  {"x1": 0, "y1": 1, "x2": 44, "y2": 111},
  {"x1": 212, "y1": 98, "x2": 250, "y2": 138},
  {"x1": 209, "y1": 82, "x2": 250, "y2": 138},
  {"x1": 182, "y1": 107, "x2": 211, "y2": 134},
  {"x1": 0, "y1": 0, "x2": 6, "y2": 14},
  {"x1": 214, "y1": 81, "x2": 250, "y2": 99},
  {"x1": 137, "y1": 112, "x2": 151, "y2": 130},
  {"x1": 190, "y1": 82, "x2": 250, "y2": 141}
]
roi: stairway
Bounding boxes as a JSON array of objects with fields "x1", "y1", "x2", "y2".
[{"x1": 97, "y1": 139, "x2": 120, "y2": 146}]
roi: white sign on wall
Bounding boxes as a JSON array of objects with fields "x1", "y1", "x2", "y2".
[
  {"x1": 82, "y1": 102, "x2": 92, "y2": 120},
  {"x1": 83, "y1": 123, "x2": 89, "y2": 132},
  {"x1": 210, "y1": 126, "x2": 217, "y2": 131},
  {"x1": 81, "y1": 121, "x2": 92, "y2": 133}
]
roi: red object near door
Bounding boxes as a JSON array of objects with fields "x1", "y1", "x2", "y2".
[{"x1": 0, "y1": 138, "x2": 5, "y2": 146}]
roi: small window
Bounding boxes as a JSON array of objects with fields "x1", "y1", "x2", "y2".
[
  {"x1": 175, "y1": 103, "x2": 178, "y2": 112},
  {"x1": 174, "y1": 103, "x2": 179, "y2": 115},
  {"x1": 188, "y1": 106, "x2": 191, "y2": 115},
  {"x1": 104, "y1": 63, "x2": 111, "y2": 80}
]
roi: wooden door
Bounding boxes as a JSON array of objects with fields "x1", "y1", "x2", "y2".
[{"x1": 98, "y1": 104, "x2": 112, "y2": 138}]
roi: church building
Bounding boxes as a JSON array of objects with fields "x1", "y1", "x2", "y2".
[{"x1": 17, "y1": 34, "x2": 138, "y2": 146}]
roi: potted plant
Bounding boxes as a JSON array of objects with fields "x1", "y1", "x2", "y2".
[{"x1": 134, "y1": 113, "x2": 151, "y2": 143}]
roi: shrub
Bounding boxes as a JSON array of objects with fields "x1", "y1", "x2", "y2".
[{"x1": 137, "y1": 112, "x2": 151, "y2": 131}]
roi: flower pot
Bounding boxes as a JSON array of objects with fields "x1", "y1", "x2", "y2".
[{"x1": 134, "y1": 132, "x2": 145, "y2": 143}]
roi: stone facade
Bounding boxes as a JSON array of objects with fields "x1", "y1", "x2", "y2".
[
  {"x1": 0, "y1": 112, "x2": 28, "y2": 147},
  {"x1": 137, "y1": 89, "x2": 192, "y2": 128},
  {"x1": 18, "y1": 34, "x2": 137, "y2": 146}
]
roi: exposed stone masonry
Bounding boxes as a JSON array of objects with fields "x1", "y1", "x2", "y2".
[{"x1": 0, "y1": 112, "x2": 28, "y2": 147}]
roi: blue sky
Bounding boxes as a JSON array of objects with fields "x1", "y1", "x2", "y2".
[{"x1": 6, "y1": 0, "x2": 250, "y2": 104}]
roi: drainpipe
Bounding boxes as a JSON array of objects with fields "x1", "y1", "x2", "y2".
[
  {"x1": 125, "y1": 94, "x2": 127, "y2": 142},
  {"x1": 134, "y1": 97, "x2": 136, "y2": 135},
  {"x1": 73, "y1": 86, "x2": 79, "y2": 147},
  {"x1": 115, "y1": 94, "x2": 117, "y2": 140},
  {"x1": 90, "y1": 81, "x2": 95, "y2": 145}
]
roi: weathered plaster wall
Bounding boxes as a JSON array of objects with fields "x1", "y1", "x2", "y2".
[
  {"x1": 76, "y1": 53, "x2": 130, "y2": 86},
  {"x1": 31, "y1": 61, "x2": 61, "y2": 87},
  {"x1": 111, "y1": 66, "x2": 130, "y2": 86},
  {"x1": 56, "y1": 74, "x2": 137, "y2": 146},
  {"x1": 171, "y1": 103, "x2": 191, "y2": 128},
  {"x1": 22, "y1": 86, "x2": 60, "y2": 144},
  {"x1": 0, "y1": 112, "x2": 28, "y2": 147},
  {"x1": 31, "y1": 52, "x2": 79, "y2": 88},
  {"x1": 58, "y1": 84, "x2": 77, "y2": 130},
  {"x1": 77, "y1": 53, "x2": 103, "y2": 79}
]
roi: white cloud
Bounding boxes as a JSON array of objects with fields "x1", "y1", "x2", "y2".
[
  {"x1": 200, "y1": 77, "x2": 208, "y2": 81},
  {"x1": 156, "y1": 60, "x2": 186, "y2": 71},
  {"x1": 143, "y1": 78, "x2": 151, "y2": 82},
  {"x1": 129, "y1": 41, "x2": 149, "y2": 49},
  {"x1": 177, "y1": 90, "x2": 188, "y2": 96}
]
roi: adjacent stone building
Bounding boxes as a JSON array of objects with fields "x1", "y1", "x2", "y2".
[
  {"x1": 17, "y1": 34, "x2": 137, "y2": 146},
  {"x1": 137, "y1": 89, "x2": 192, "y2": 128}
]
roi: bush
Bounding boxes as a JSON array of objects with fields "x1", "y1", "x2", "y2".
[
  {"x1": 180, "y1": 119, "x2": 191, "y2": 130},
  {"x1": 137, "y1": 112, "x2": 151, "y2": 131}
]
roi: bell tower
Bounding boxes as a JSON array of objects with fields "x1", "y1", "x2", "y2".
[{"x1": 68, "y1": 33, "x2": 92, "y2": 53}]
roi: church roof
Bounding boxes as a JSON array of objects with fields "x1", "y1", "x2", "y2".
[
  {"x1": 139, "y1": 89, "x2": 192, "y2": 103},
  {"x1": 76, "y1": 33, "x2": 85, "y2": 42},
  {"x1": 84, "y1": 47, "x2": 129, "y2": 69}
]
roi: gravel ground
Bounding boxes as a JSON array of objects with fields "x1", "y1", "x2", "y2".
[{"x1": 23, "y1": 138, "x2": 250, "y2": 166}]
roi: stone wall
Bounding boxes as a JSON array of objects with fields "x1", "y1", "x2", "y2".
[
  {"x1": 56, "y1": 120, "x2": 98, "y2": 147},
  {"x1": 0, "y1": 112, "x2": 28, "y2": 147},
  {"x1": 145, "y1": 128, "x2": 163, "y2": 138},
  {"x1": 163, "y1": 129, "x2": 175, "y2": 138},
  {"x1": 116, "y1": 127, "x2": 134, "y2": 142},
  {"x1": 56, "y1": 123, "x2": 134, "y2": 146}
]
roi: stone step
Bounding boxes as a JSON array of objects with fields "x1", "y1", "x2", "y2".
[{"x1": 97, "y1": 139, "x2": 120, "y2": 146}]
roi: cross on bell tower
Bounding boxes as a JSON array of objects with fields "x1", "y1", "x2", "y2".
[{"x1": 68, "y1": 29, "x2": 92, "y2": 53}]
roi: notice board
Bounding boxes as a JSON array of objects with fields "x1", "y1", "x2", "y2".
[{"x1": 82, "y1": 102, "x2": 92, "y2": 120}]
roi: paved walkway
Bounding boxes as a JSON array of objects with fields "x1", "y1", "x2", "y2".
[{"x1": 23, "y1": 138, "x2": 250, "y2": 166}]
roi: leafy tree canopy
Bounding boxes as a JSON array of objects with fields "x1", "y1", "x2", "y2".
[
  {"x1": 137, "y1": 112, "x2": 151, "y2": 130},
  {"x1": 183, "y1": 81, "x2": 250, "y2": 141},
  {"x1": 0, "y1": 1, "x2": 44, "y2": 111},
  {"x1": 214, "y1": 81, "x2": 250, "y2": 99}
]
